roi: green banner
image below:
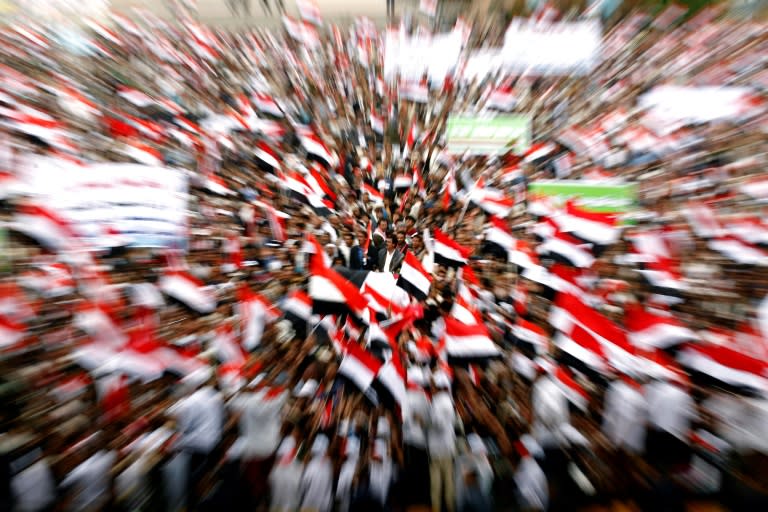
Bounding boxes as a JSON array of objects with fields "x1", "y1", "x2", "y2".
[
  {"x1": 445, "y1": 115, "x2": 531, "y2": 155},
  {"x1": 528, "y1": 180, "x2": 638, "y2": 213}
]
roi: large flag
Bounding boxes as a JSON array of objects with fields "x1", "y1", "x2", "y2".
[
  {"x1": 397, "y1": 251, "x2": 432, "y2": 301},
  {"x1": 443, "y1": 316, "x2": 500, "y2": 359},
  {"x1": 677, "y1": 343, "x2": 768, "y2": 394},
  {"x1": 433, "y1": 228, "x2": 471, "y2": 268},
  {"x1": 309, "y1": 260, "x2": 369, "y2": 320},
  {"x1": 299, "y1": 131, "x2": 338, "y2": 168},
  {"x1": 468, "y1": 183, "x2": 515, "y2": 218},
  {"x1": 484, "y1": 216, "x2": 516, "y2": 261},
  {"x1": 624, "y1": 305, "x2": 697, "y2": 350},
  {"x1": 12, "y1": 204, "x2": 79, "y2": 251},
  {"x1": 158, "y1": 270, "x2": 217, "y2": 314},
  {"x1": 339, "y1": 338, "x2": 382, "y2": 392},
  {"x1": 537, "y1": 229, "x2": 595, "y2": 268},
  {"x1": 556, "y1": 201, "x2": 621, "y2": 246},
  {"x1": 550, "y1": 292, "x2": 635, "y2": 373}
]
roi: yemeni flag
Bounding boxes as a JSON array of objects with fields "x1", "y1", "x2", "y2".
[
  {"x1": 512, "y1": 318, "x2": 549, "y2": 355},
  {"x1": 338, "y1": 337, "x2": 382, "y2": 392},
  {"x1": 556, "y1": 200, "x2": 621, "y2": 246},
  {"x1": 553, "y1": 366, "x2": 589, "y2": 411},
  {"x1": 11, "y1": 204, "x2": 80, "y2": 251},
  {"x1": 376, "y1": 355, "x2": 407, "y2": 411},
  {"x1": 677, "y1": 343, "x2": 768, "y2": 395},
  {"x1": 443, "y1": 316, "x2": 501, "y2": 360},
  {"x1": 361, "y1": 183, "x2": 384, "y2": 205},
  {"x1": 402, "y1": 121, "x2": 416, "y2": 159},
  {"x1": 239, "y1": 284, "x2": 279, "y2": 351},
  {"x1": 299, "y1": 131, "x2": 338, "y2": 168},
  {"x1": 253, "y1": 92, "x2": 284, "y2": 117},
  {"x1": 468, "y1": 182, "x2": 515, "y2": 218},
  {"x1": 254, "y1": 141, "x2": 282, "y2": 172},
  {"x1": 309, "y1": 259, "x2": 369, "y2": 320},
  {"x1": 537, "y1": 226, "x2": 595, "y2": 269},
  {"x1": 550, "y1": 292, "x2": 635, "y2": 374},
  {"x1": 484, "y1": 216, "x2": 516, "y2": 261},
  {"x1": 281, "y1": 289, "x2": 313, "y2": 330},
  {"x1": 282, "y1": 172, "x2": 335, "y2": 216},
  {"x1": 397, "y1": 252, "x2": 433, "y2": 301},
  {"x1": 158, "y1": 270, "x2": 217, "y2": 314},
  {"x1": 624, "y1": 304, "x2": 697, "y2": 350},
  {"x1": 433, "y1": 229, "x2": 471, "y2": 268},
  {"x1": 485, "y1": 84, "x2": 517, "y2": 112},
  {"x1": 553, "y1": 320, "x2": 609, "y2": 373}
]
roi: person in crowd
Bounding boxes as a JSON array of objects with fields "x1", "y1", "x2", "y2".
[{"x1": 378, "y1": 236, "x2": 404, "y2": 273}]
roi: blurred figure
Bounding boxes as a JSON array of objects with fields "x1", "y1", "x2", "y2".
[
  {"x1": 300, "y1": 434, "x2": 333, "y2": 512},
  {"x1": 428, "y1": 377, "x2": 457, "y2": 512},
  {"x1": 230, "y1": 381, "x2": 289, "y2": 508},
  {"x1": 170, "y1": 375, "x2": 224, "y2": 510}
]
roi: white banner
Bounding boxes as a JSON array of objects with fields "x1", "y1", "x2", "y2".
[
  {"x1": 19, "y1": 158, "x2": 189, "y2": 249},
  {"x1": 384, "y1": 30, "x2": 462, "y2": 84},
  {"x1": 638, "y1": 86, "x2": 757, "y2": 124},
  {"x1": 502, "y1": 19, "x2": 601, "y2": 75}
]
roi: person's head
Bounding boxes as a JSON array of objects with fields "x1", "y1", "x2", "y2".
[
  {"x1": 411, "y1": 233, "x2": 423, "y2": 252},
  {"x1": 405, "y1": 215, "x2": 416, "y2": 230},
  {"x1": 343, "y1": 232, "x2": 354, "y2": 247},
  {"x1": 377, "y1": 218, "x2": 388, "y2": 232},
  {"x1": 386, "y1": 238, "x2": 396, "y2": 251},
  {"x1": 396, "y1": 231, "x2": 406, "y2": 246}
]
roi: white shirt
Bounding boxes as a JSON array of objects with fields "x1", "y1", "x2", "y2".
[
  {"x1": 300, "y1": 455, "x2": 334, "y2": 512},
  {"x1": 11, "y1": 458, "x2": 56, "y2": 512},
  {"x1": 230, "y1": 388, "x2": 288, "y2": 459},
  {"x1": 270, "y1": 458, "x2": 303, "y2": 512},
  {"x1": 602, "y1": 379, "x2": 648, "y2": 454},
  {"x1": 172, "y1": 386, "x2": 224, "y2": 453},
  {"x1": 645, "y1": 381, "x2": 697, "y2": 441},
  {"x1": 61, "y1": 450, "x2": 117, "y2": 512},
  {"x1": 531, "y1": 375, "x2": 571, "y2": 448},
  {"x1": 427, "y1": 391, "x2": 457, "y2": 458},
  {"x1": 403, "y1": 389, "x2": 430, "y2": 448},
  {"x1": 514, "y1": 456, "x2": 548, "y2": 511},
  {"x1": 383, "y1": 249, "x2": 396, "y2": 272}
]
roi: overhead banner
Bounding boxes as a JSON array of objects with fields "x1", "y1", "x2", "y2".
[
  {"x1": 527, "y1": 181, "x2": 637, "y2": 214},
  {"x1": 383, "y1": 30, "x2": 463, "y2": 83},
  {"x1": 445, "y1": 115, "x2": 531, "y2": 155},
  {"x1": 638, "y1": 86, "x2": 757, "y2": 124},
  {"x1": 502, "y1": 19, "x2": 601, "y2": 75},
  {"x1": 18, "y1": 158, "x2": 189, "y2": 249}
]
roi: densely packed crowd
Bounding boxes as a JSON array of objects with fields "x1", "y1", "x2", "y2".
[{"x1": 1, "y1": 2, "x2": 768, "y2": 511}]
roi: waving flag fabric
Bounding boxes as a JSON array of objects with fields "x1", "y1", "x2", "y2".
[
  {"x1": 158, "y1": 270, "x2": 217, "y2": 314},
  {"x1": 624, "y1": 305, "x2": 697, "y2": 350},
  {"x1": 433, "y1": 228, "x2": 471, "y2": 268},
  {"x1": 397, "y1": 251, "x2": 432, "y2": 301},
  {"x1": 443, "y1": 316, "x2": 500, "y2": 359},
  {"x1": 339, "y1": 338, "x2": 382, "y2": 392}
]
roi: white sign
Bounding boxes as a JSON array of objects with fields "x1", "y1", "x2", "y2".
[
  {"x1": 502, "y1": 19, "x2": 601, "y2": 75},
  {"x1": 638, "y1": 86, "x2": 757, "y2": 124},
  {"x1": 20, "y1": 158, "x2": 189, "y2": 249},
  {"x1": 384, "y1": 30, "x2": 462, "y2": 84}
]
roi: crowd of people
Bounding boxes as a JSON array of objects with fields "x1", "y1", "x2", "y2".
[{"x1": 1, "y1": 2, "x2": 768, "y2": 511}]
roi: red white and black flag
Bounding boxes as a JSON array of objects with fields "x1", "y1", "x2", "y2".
[
  {"x1": 397, "y1": 251, "x2": 433, "y2": 301},
  {"x1": 433, "y1": 228, "x2": 471, "y2": 268}
]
